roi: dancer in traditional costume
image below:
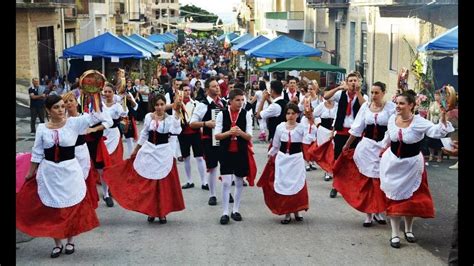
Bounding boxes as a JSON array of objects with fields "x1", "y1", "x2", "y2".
[
  {"x1": 257, "y1": 103, "x2": 316, "y2": 224},
  {"x1": 214, "y1": 89, "x2": 255, "y2": 224},
  {"x1": 332, "y1": 82, "x2": 395, "y2": 227},
  {"x1": 103, "y1": 94, "x2": 185, "y2": 223},
  {"x1": 323, "y1": 73, "x2": 368, "y2": 198},
  {"x1": 379, "y1": 90, "x2": 454, "y2": 248},
  {"x1": 190, "y1": 77, "x2": 229, "y2": 206},
  {"x1": 177, "y1": 84, "x2": 208, "y2": 190},
  {"x1": 118, "y1": 79, "x2": 139, "y2": 158},
  {"x1": 310, "y1": 91, "x2": 337, "y2": 181},
  {"x1": 16, "y1": 95, "x2": 108, "y2": 258}
]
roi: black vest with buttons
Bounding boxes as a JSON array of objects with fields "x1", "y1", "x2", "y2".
[
  {"x1": 334, "y1": 91, "x2": 362, "y2": 131},
  {"x1": 219, "y1": 109, "x2": 248, "y2": 154},
  {"x1": 201, "y1": 98, "x2": 227, "y2": 138}
]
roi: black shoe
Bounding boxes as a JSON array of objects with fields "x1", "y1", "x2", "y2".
[
  {"x1": 324, "y1": 174, "x2": 332, "y2": 181},
  {"x1": 295, "y1": 215, "x2": 303, "y2": 222},
  {"x1": 159, "y1": 217, "x2": 167, "y2": 224},
  {"x1": 310, "y1": 164, "x2": 318, "y2": 170},
  {"x1": 232, "y1": 180, "x2": 235, "y2": 186},
  {"x1": 50, "y1": 245, "x2": 63, "y2": 258},
  {"x1": 229, "y1": 193, "x2": 234, "y2": 203},
  {"x1": 208, "y1": 196, "x2": 217, "y2": 206},
  {"x1": 147, "y1": 216, "x2": 155, "y2": 223},
  {"x1": 201, "y1": 184, "x2": 209, "y2": 190},
  {"x1": 220, "y1": 215, "x2": 230, "y2": 225},
  {"x1": 231, "y1": 212, "x2": 242, "y2": 221},
  {"x1": 177, "y1": 156, "x2": 184, "y2": 162},
  {"x1": 305, "y1": 165, "x2": 311, "y2": 171},
  {"x1": 373, "y1": 215, "x2": 387, "y2": 225},
  {"x1": 363, "y1": 221, "x2": 373, "y2": 227},
  {"x1": 104, "y1": 196, "x2": 114, "y2": 207},
  {"x1": 182, "y1": 183, "x2": 195, "y2": 189},
  {"x1": 390, "y1": 236, "x2": 401, "y2": 248},
  {"x1": 329, "y1": 188, "x2": 338, "y2": 198},
  {"x1": 243, "y1": 181, "x2": 248, "y2": 187},
  {"x1": 281, "y1": 217, "x2": 292, "y2": 224},
  {"x1": 404, "y1": 232, "x2": 417, "y2": 243},
  {"x1": 65, "y1": 243, "x2": 75, "y2": 255}
]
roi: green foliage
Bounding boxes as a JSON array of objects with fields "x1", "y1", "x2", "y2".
[
  {"x1": 180, "y1": 4, "x2": 218, "y2": 23},
  {"x1": 142, "y1": 59, "x2": 160, "y2": 82}
]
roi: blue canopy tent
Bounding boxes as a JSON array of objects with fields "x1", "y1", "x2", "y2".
[
  {"x1": 217, "y1": 32, "x2": 239, "y2": 42},
  {"x1": 231, "y1": 33, "x2": 253, "y2": 45},
  {"x1": 147, "y1": 34, "x2": 174, "y2": 44},
  {"x1": 245, "y1": 35, "x2": 322, "y2": 58},
  {"x1": 119, "y1": 35, "x2": 160, "y2": 56},
  {"x1": 130, "y1": 34, "x2": 164, "y2": 50},
  {"x1": 418, "y1": 26, "x2": 458, "y2": 91},
  {"x1": 160, "y1": 34, "x2": 177, "y2": 43},
  {"x1": 232, "y1": 35, "x2": 270, "y2": 52},
  {"x1": 63, "y1": 32, "x2": 150, "y2": 78},
  {"x1": 418, "y1": 26, "x2": 458, "y2": 53},
  {"x1": 164, "y1": 32, "x2": 178, "y2": 41}
]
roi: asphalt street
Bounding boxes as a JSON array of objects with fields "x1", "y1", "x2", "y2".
[{"x1": 15, "y1": 103, "x2": 458, "y2": 264}]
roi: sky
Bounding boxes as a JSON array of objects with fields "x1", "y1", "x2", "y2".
[{"x1": 179, "y1": 0, "x2": 240, "y2": 24}]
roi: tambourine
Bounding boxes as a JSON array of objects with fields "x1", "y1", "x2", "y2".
[
  {"x1": 439, "y1": 85, "x2": 457, "y2": 111},
  {"x1": 79, "y1": 70, "x2": 107, "y2": 112}
]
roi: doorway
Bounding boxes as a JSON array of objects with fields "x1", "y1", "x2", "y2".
[{"x1": 37, "y1": 26, "x2": 56, "y2": 79}]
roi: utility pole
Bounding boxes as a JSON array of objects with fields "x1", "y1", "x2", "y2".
[{"x1": 167, "y1": 5, "x2": 170, "y2": 32}]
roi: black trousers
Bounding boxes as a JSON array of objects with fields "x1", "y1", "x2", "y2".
[
  {"x1": 219, "y1": 151, "x2": 248, "y2": 177},
  {"x1": 30, "y1": 106, "x2": 45, "y2": 133},
  {"x1": 333, "y1": 134, "x2": 360, "y2": 160},
  {"x1": 202, "y1": 138, "x2": 220, "y2": 169}
]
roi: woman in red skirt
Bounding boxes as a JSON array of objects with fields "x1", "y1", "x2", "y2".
[
  {"x1": 103, "y1": 94, "x2": 185, "y2": 223},
  {"x1": 334, "y1": 82, "x2": 395, "y2": 227},
  {"x1": 17, "y1": 95, "x2": 107, "y2": 258},
  {"x1": 257, "y1": 103, "x2": 316, "y2": 224},
  {"x1": 98, "y1": 84, "x2": 128, "y2": 207},
  {"x1": 379, "y1": 90, "x2": 454, "y2": 248}
]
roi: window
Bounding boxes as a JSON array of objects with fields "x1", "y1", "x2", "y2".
[
  {"x1": 349, "y1": 22, "x2": 356, "y2": 72},
  {"x1": 390, "y1": 24, "x2": 399, "y2": 71},
  {"x1": 170, "y1": 10, "x2": 175, "y2": 17},
  {"x1": 156, "y1": 10, "x2": 160, "y2": 19},
  {"x1": 360, "y1": 22, "x2": 367, "y2": 63}
]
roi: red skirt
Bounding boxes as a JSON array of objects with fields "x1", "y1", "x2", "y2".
[
  {"x1": 308, "y1": 140, "x2": 334, "y2": 173},
  {"x1": 16, "y1": 178, "x2": 99, "y2": 239},
  {"x1": 103, "y1": 158, "x2": 185, "y2": 217},
  {"x1": 257, "y1": 156, "x2": 309, "y2": 215},
  {"x1": 385, "y1": 169, "x2": 434, "y2": 218},
  {"x1": 85, "y1": 165, "x2": 99, "y2": 209},
  {"x1": 95, "y1": 141, "x2": 124, "y2": 185},
  {"x1": 302, "y1": 143, "x2": 314, "y2": 161},
  {"x1": 333, "y1": 149, "x2": 387, "y2": 213}
]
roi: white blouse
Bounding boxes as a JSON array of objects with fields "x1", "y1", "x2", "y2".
[
  {"x1": 313, "y1": 101, "x2": 338, "y2": 120},
  {"x1": 349, "y1": 101, "x2": 396, "y2": 137},
  {"x1": 134, "y1": 113, "x2": 182, "y2": 180},
  {"x1": 103, "y1": 102, "x2": 128, "y2": 153},
  {"x1": 31, "y1": 113, "x2": 105, "y2": 208},
  {"x1": 379, "y1": 114, "x2": 454, "y2": 200}
]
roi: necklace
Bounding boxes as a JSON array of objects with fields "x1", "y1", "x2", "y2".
[{"x1": 399, "y1": 114, "x2": 414, "y2": 122}]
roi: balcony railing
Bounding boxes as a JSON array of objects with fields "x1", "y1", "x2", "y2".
[
  {"x1": 265, "y1": 11, "x2": 304, "y2": 20},
  {"x1": 307, "y1": 0, "x2": 349, "y2": 8}
]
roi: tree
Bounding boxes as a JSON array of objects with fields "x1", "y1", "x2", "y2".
[{"x1": 180, "y1": 4, "x2": 218, "y2": 23}]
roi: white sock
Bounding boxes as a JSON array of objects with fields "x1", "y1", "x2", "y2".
[
  {"x1": 404, "y1": 216, "x2": 415, "y2": 233},
  {"x1": 98, "y1": 169, "x2": 109, "y2": 198},
  {"x1": 221, "y1": 175, "x2": 232, "y2": 216},
  {"x1": 365, "y1": 213, "x2": 373, "y2": 223},
  {"x1": 233, "y1": 176, "x2": 244, "y2": 213},
  {"x1": 208, "y1": 167, "x2": 217, "y2": 197},
  {"x1": 390, "y1": 217, "x2": 402, "y2": 240},
  {"x1": 125, "y1": 138, "x2": 134, "y2": 158},
  {"x1": 195, "y1": 157, "x2": 207, "y2": 185},
  {"x1": 184, "y1": 156, "x2": 192, "y2": 183}
]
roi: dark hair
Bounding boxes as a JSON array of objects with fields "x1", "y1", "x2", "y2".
[
  {"x1": 234, "y1": 83, "x2": 244, "y2": 90},
  {"x1": 179, "y1": 83, "x2": 190, "y2": 90},
  {"x1": 45, "y1": 94, "x2": 63, "y2": 109},
  {"x1": 195, "y1": 80, "x2": 202, "y2": 87},
  {"x1": 204, "y1": 77, "x2": 218, "y2": 89},
  {"x1": 140, "y1": 78, "x2": 146, "y2": 82},
  {"x1": 270, "y1": 80, "x2": 283, "y2": 95},
  {"x1": 285, "y1": 103, "x2": 300, "y2": 114},
  {"x1": 372, "y1": 81, "x2": 386, "y2": 92},
  {"x1": 229, "y1": 88, "x2": 245, "y2": 100},
  {"x1": 287, "y1": 76, "x2": 297, "y2": 83},
  {"x1": 258, "y1": 80, "x2": 266, "y2": 91},
  {"x1": 346, "y1": 72, "x2": 359, "y2": 80},
  {"x1": 149, "y1": 93, "x2": 167, "y2": 112},
  {"x1": 398, "y1": 89, "x2": 417, "y2": 112}
]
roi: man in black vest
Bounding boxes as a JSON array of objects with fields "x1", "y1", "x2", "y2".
[
  {"x1": 190, "y1": 77, "x2": 232, "y2": 206},
  {"x1": 165, "y1": 78, "x2": 183, "y2": 160},
  {"x1": 256, "y1": 80, "x2": 288, "y2": 143},
  {"x1": 324, "y1": 72, "x2": 368, "y2": 198},
  {"x1": 214, "y1": 89, "x2": 253, "y2": 224},
  {"x1": 283, "y1": 76, "x2": 303, "y2": 105}
]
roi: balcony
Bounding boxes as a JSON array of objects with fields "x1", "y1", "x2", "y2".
[
  {"x1": 306, "y1": 0, "x2": 349, "y2": 9},
  {"x1": 16, "y1": 0, "x2": 75, "y2": 9},
  {"x1": 64, "y1": 7, "x2": 77, "y2": 20},
  {"x1": 265, "y1": 11, "x2": 304, "y2": 34},
  {"x1": 110, "y1": 1, "x2": 125, "y2": 15},
  {"x1": 375, "y1": 0, "x2": 458, "y2": 17}
]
